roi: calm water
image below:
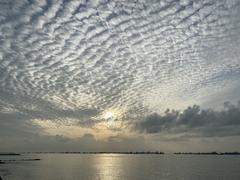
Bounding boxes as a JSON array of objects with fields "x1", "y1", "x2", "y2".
[{"x1": 0, "y1": 154, "x2": 240, "y2": 180}]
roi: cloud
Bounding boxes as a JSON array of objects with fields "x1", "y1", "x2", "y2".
[
  {"x1": 0, "y1": 0, "x2": 240, "y2": 151},
  {"x1": 0, "y1": 0, "x2": 240, "y2": 117},
  {"x1": 0, "y1": 132, "x2": 146, "y2": 152},
  {"x1": 135, "y1": 101, "x2": 240, "y2": 137},
  {"x1": 0, "y1": 90, "x2": 101, "y2": 140},
  {"x1": 0, "y1": 90, "x2": 99, "y2": 121}
]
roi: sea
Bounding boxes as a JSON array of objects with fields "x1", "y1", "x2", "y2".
[{"x1": 0, "y1": 154, "x2": 240, "y2": 180}]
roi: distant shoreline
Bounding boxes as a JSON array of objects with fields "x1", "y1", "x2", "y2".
[
  {"x1": 174, "y1": 152, "x2": 240, "y2": 155},
  {"x1": 1, "y1": 152, "x2": 240, "y2": 155},
  {"x1": 21, "y1": 151, "x2": 165, "y2": 155}
]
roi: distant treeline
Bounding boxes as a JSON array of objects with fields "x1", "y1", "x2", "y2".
[
  {"x1": 1, "y1": 152, "x2": 240, "y2": 155},
  {"x1": 174, "y1": 152, "x2": 240, "y2": 155},
  {"x1": 22, "y1": 151, "x2": 165, "y2": 154}
]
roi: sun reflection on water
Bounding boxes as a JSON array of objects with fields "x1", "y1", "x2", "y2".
[{"x1": 95, "y1": 155, "x2": 124, "y2": 180}]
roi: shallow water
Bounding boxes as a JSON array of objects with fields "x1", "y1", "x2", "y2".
[{"x1": 0, "y1": 154, "x2": 240, "y2": 180}]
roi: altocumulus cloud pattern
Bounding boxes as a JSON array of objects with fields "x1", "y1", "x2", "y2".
[{"x1": 0, "y1": 0, "x2": 240, "y2": 134}]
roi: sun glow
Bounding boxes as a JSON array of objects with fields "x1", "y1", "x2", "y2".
[
  {"x1": 103, "y1": 111, "x2": 115, "y2": 120},
  {"x1": 98, "y1": 108, "x2": 126, "y2": 128},
  {"x1": 101, "y1": 108, "x2": 124, "y2": 121}
]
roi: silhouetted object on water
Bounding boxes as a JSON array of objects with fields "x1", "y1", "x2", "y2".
[
  {"x1": 0, "y1": 153, "x2": 20, "y2": 156},
  {"x1": 2, "y1": 159, "x2": 40, "y2": 162},
  {"x1": 0, "y1": 160, "x2": 5, "y2": 164}
]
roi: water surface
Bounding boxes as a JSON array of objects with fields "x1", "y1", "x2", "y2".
[{"x1": 0, "y1": 154, "x2": 240, "y2": 180}]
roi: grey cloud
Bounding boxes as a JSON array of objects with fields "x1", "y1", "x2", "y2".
[
  {"x1": 0, "y1": 90, "x2": 99, "y2": 122},
  {"x1": 55, "y1": 134, "x2": 70, "y2": 143},
  {"x1": 0, "y1": 90, "x2": 101, "y2": 140},
  {"x1": 135, "y1": 101, "x2": 240, "y2": 137},
  {"x1": 0, "y1": 99, "x2": 100, "y2": 139},
  {"x1": 0, "y1": 133, "x2": 146, "y2": 152}
]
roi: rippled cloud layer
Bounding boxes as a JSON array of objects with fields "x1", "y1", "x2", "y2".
[{"x1": 0, "y1": 0, "x2": 240, "y2": 147}]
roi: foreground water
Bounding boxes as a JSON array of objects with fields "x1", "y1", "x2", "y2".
[{"x1": 0, "y1": 154, "x2": 240, "y2": 180}]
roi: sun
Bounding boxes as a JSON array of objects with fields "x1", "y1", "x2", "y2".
[
  {"x1": 94, "y1": 108, "x2": 127, "y2": 129},
  {"x1": 100, "y1": 110, "x2": 118, "y2": 128},
  {"x1": 103, "y1": 111, "x2": 115, "y2": 120},
  {"x1": 99, "y1": 108, "x2": 124, "y2": 126}
]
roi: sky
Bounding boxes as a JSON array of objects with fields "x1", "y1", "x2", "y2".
[{"x1": 0, "y1": 0, "x2": 240, "y2": 152}]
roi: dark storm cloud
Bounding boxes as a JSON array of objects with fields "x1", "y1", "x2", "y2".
[{"x1": 135, "y1": 101, "x2": 240, "y2": 137}]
